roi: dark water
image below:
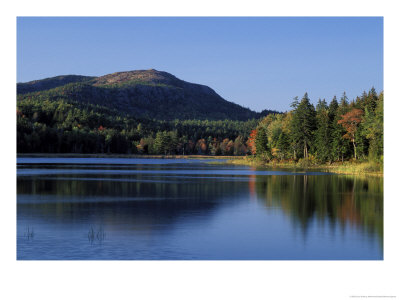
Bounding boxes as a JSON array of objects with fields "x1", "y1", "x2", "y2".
[{"x1": 17, "y1": 158, "x2": 383, "y2": 260}]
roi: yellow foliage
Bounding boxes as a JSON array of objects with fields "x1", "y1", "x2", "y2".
[{"x1": 271, "y1": 147, "x2": 280, "y2": 157}]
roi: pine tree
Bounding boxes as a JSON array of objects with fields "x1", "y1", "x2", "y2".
[
  {"x1": 255, "y1": 127, "x2": 269, "y2": 155},
  {"x1": 154, "y1": 131, "x2": 169, "y2": 154},
  {"x1": 361, "y1": 92, "x2": 383, "y2": 160},
  {"x1": 328, "y1": 96, "x2": 339, "y2": 121},
  {"x1": 315, "y1": 99, "x2": 330, "y2": 162},
  {"x1": 290, "y1": 93, "x2": 316, "y2": 159},
  {"x1": 365, "y1": 87, "x2": 378, "y2": 113},
  {"x1": 340, "y1": 91, "x2": 349, "y2": 107},
  {"x1": 330, "y1": 95, "x2": 351, "y2": 162}
]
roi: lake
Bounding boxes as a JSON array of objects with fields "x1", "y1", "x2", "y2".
[{"x1": 17, "y1": 157, "x2": 383, "y2": 260}]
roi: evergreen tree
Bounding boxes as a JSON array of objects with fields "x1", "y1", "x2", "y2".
[
  {"x1": 255, "y1": 127, "x2": 269, "y2": 155},
  {"x1": 330, "y1": 96, "x2": 351, "y2": 162},
  {"x1": 364, "y1": 87, "x2": 378, "y2": 113},
  {"x1": 340, "y1": 91, "x2": 349, "y2": 107},
  {"x1": 328, "y1": 96, "x2": 339, "y2": 122},
  {"x1": 290, "y1": 93, "x2": 316, "y2": 159},
  {"x1": 154, "y1": 131, "x2": 169, "y2": 154},
  {"x1": 362, "y1": 92, "x2": 383, "y2": 160},
  {"x1": 315, "y1": 99, "x2": 330, "y2": 162}
]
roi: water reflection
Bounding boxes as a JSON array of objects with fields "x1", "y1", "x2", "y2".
[
  {"x1": 88, "y1": 226, "x2": 105, "y2": 245},
  {"x1": 17, "y1": 160, "x2": 383, "y2": 259},
  {"x1": 255, "y1": 174, "x2": 383, "y2": 243}
]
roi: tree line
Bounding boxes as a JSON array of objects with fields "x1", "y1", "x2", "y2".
[
  {"x1": 17, "y1": 97, "x2": 258, "y2": 155},
  {"x1": 249, "y1": 88, "x2": 383, "y2": 163},
  {"x1": 17, "y1": 86, "x2": 382, "y2": 160}
]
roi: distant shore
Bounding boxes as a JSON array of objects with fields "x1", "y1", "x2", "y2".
[{"x1": 16, "y1": 153, "x2": 237, "y2": 159}]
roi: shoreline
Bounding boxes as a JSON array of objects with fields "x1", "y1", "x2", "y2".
[
  {"x1": 16, "y1": 153, "x2": 238, "y2": 159},
  {"x1": 16, "y1": 153, "x2": 383, "y2": 176},
  {"x1": 226, "y1": 157, "x2": 384, "y2": 177}
]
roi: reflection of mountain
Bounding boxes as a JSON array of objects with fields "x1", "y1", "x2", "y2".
[
  {"x1": 17, "y1": 168, "x2": 250, "y2": 232},
  {"x1": 255, "y1": 175, "x2": 383, "y2": 241},
  {"x1": 18, "y1": 200, "x2": 220, "y2": 234}
]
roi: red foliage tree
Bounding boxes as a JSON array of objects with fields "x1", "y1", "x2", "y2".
[
  {"x1": 338, "y1": 108, "x2": 363, "y2": 159},
  {"x1": 247, "y1": 129, "x2": 257, "y2": 155},
  {"x1": 196, "y1": 138, "x2": 207, "y2": 154}
]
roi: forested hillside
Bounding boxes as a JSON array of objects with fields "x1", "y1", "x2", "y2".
[
  {"x1": 248, "y1": 88, "x2": 383, "y2": 163},
  {"x1": 17, "y1": 70, "x2": 273, "y2": 155},
  {"x1": 17, "y1": 69, "x2": 275, "y2": 121}
]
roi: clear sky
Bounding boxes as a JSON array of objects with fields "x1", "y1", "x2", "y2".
[{"x1": 17, "y1": 17, "x2": 383, "y2": 112}]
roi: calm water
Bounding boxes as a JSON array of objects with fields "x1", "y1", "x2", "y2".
[{"x1": 17, "y1": 158, "x2": 383, "y2": 260}]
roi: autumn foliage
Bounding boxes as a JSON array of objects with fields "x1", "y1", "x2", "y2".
[
  {"x1": 338, "y1": 108, "x2": 364, "y2": 159},
  {"x1": 247, "y1": 129, "x2": 257, "y2": 154},
  {"x1": 338, "y1": 109, "x2": 363, "y2": 141}
]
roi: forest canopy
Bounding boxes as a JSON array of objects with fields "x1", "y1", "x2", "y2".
[
  {"x1": 16, "y1": 96, "x2": 260, "y2": 155},
  {"x1": 248, "y1": 88, "x2": 383, "y2": 163}
]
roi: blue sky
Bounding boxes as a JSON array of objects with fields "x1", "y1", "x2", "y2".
[{"x1": 17, "y1": 17, "x2": 383, "y2": 112}]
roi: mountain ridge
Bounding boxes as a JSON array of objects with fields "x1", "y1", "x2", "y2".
[{"x1": 17, "y1": 69, "x2": 277, "y2": 121}]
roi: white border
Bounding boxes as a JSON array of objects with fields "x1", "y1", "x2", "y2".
[{"x1": 2, "y1": 1, "x2": 399, "y2": 300}]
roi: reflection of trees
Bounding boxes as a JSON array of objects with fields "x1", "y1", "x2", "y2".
[
  {"x1": 255, "y1": 175, "x2": 383, "y2": 241},
  {"x1": 17, "y1": 171, "x2": 250, "y2": 231},
  {"x1": 17, "y1": 165, "x2": 383, "y2": 248},
  {"x1": 17, "y1": 172, "x2": 250, "y2": 200}
]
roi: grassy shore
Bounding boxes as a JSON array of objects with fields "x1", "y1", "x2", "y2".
[
  {"x1": 17, "y1": 153, "x2": 237, "y2": 160},
  {"x1": 227, "y1": 156, "x2": 383, "y2": 176}
]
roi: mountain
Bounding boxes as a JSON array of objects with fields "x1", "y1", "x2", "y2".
[
  {"x1": 17, "y1": 75, "x2": 95, "y2": 94},
  {"x1": 17, "y1": 69, "x2": 276, "y2": 121}
]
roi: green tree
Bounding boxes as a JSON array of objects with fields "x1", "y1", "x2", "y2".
[
  {"x1": 154, "y1": 131, "x2": 169, "y2": 154},
  {"x1": 330, "y1": 95, "x2": 351, "y2": 162},
  {"x1": 255, "y1": 127, "x2": 269, "y2": 156},
  {"x1": 362, "y1": 92, "x2": 383, "y2": 161},
  {"x1": 315, "y1": 99, "x2": 330, "y2": 162},
  {"x1": 234, "y1": 136, "x2": 247, "y2": 156},
  {"x1": 290, "y1": 93, "x2": 316, "y2": 159}
]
